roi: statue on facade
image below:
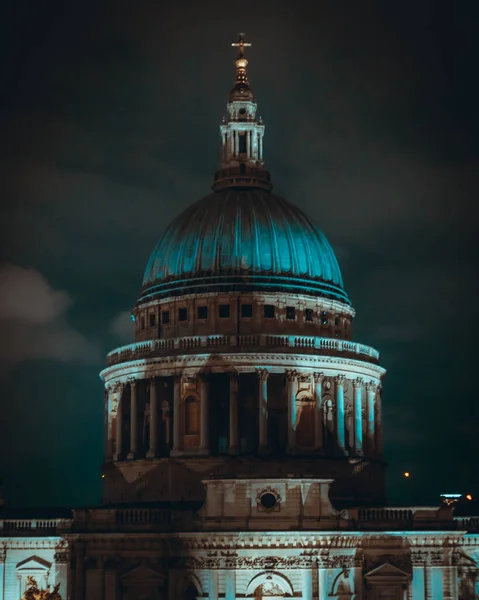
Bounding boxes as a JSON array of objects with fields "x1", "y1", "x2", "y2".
[{"x1": 21, "y1": 576, "x2": 62, "y2": 600}]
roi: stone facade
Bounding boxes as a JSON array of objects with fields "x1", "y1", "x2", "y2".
[{"x1": 1, "y1": 34, "x2": 478, "y2": 600}]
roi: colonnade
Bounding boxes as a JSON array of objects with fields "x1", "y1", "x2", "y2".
[
  {"x1": 224, "y1": 129, "x2": 264, "y2": 162},
  {"x1": 105, "y1": 371, "x2": 382, "y2": 461}
]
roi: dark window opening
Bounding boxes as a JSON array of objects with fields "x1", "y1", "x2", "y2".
[
  {"x1": 162, "y1": 310, "x2": 170, "y2": 325},
  {"x1": 241, "y1": 303, "x2": 253, "y2": 318},
  {"x1": 239, "y1": 162, "x2": 246, "y2": 174},
  {"x1": 305, "y1": 308, "x2": 313, "y2": 322},
  {"x1": 286, "y1": 306, "x2": 296, "y2": 320},
  {"x1": 149, "y1": 313, "x2": 156, "y2": 327},
  {"x1": 239, "y1": 107, "x2": 246, "y2": 115},
  {"x1": 140, "y1": 316, "x2": 145, "y2": 330},
  {"x1": 219, "y1": 304, "x2": 230, "y2": 318},
  {"x1": 334, "y1": 316, "x2": 340, "y2": 327},
  {"x1": 178, "y1": 308, "x2": 188, "y2": 322},
  {"x1": 197, "y1": 306, "x2": 208, "y2": 320},
  {"x1": 264, "y1": 304, "x2": 275, "y2": 319},
  {"x1": 239, "y1": 133, "x2": 247, "y2": 153}
]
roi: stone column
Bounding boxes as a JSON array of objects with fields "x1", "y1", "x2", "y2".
[
  {"x1": 54, "y1": 552, "x2": 69, "y2": 600},
  {"x1": 0, "y1": 549, "x2": 5, "y2": 600},
  {"x1": 225, "y1": 570, "x2": 235, "y2": 600},
  {"x1": 104, "y1": 563, "x2": 118, "y2": 600},
  {"x1": 366, "y1": 382, "x2": 376, "y2": 452},
  {"x1": 114, "y1": 383, "x2": 124, "y2": 461},
  {"x1": 200, "y1": 375, "x2": 209, "y2": 453},
  {"x1": 228, "y1": 373, "x2": 239, "y2": 454},
  {"x1": 334, "y1": 375, "x2": 346, "y2": 452},
  {"x1": 172, "y1": 375, "x2": 181, "y2": 452},
  {"x1": 74, "y1": 544, "x2": 85, "y2": 600},
  {"x1": 302, "y1": 569, "x2": 313, "y2": 600},
  {"x1": 286, "y1": 370, "x2": 298, "y2": 450},
  {"x1": 127, "y1": 379, "x2": 138, "y2": 459},
  {"x1": 313, "y1": 372, "x2": 324, "y2": 450},
  {"x1": 353, "y1": 377, "x2": 364, "y2": 454},
  {"x1": 411, "y1": 556, "x2": 426, "y2": 600},
  {"x1": 229, "y1": 132, "x2": 234, "y2": 159},
  {"x1": 247, "y1": 130, "x2": 252, "y2": 158},
  {"x1": 104, "y1": 386, "x2": 111, "y2": 458},
  {"x1": 147, "y1": 376, "x2": 158, "y2": 458},
  {"x1": 376, "y1": 385, "x2": 383, "y2": 455},
  {"x1": 258, "y1": 369, "x2": 269, "y2": 452},
  {"x1": 259, "y1": 133, "x2": 263, "y2": 160},
  {"x1": 430, "y1": 567, "x2": 443, "y2": 599},
  {"x1": 209, "y1": 570, "x2": 218, "y2": 600},
  {"x1": 318, "y1": 568, "x2": 328, "y2": 600}
]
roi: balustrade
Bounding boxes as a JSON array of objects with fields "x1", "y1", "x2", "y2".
[{"x1": 106, "y1": 334, "x2": 379, "y2": 367}]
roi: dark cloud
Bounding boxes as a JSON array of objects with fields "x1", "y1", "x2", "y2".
[{"x1": 0, "y1": 0, "x2": 477, "y2": 506}]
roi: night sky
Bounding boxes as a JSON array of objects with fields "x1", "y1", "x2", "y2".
[{"x1": 0, "y1": 1, "x2": 478, "y2": 508}]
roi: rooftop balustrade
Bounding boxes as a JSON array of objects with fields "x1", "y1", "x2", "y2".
[{"x1": 106, "y1": 334, "x2": 380, "y2": 367}]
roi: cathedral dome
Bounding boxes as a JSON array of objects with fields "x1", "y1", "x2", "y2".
[{"x1": 140, "y1": 188, "x2": 349, "y2": 304}]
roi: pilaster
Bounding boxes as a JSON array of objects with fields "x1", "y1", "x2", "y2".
[
  {"x1": 147, "y1": 376, "x2": 158, "y2": 458},
  {"x1": 353, "y1": 377, "x2": 363, "y2": 454},
  {"x1": 200, "y1": 374, "x2": 210, "y2": 454},
  {"x1": 334, "y1": 375, "x2": 346, "y2": 452},
  {"x1": 286, "y1": 369, "x2": 298, "y2": 450},
  {"x1": 127, "y1": 378, "x2": 138, "y2": 459},
  {"x1": 228, "y1": 373, "x2": 239, "y2": 454},
  {"x1": 257, "y1": 369, "x2": 269, "y2": 452},
  {"x1": 313, "y1": 372, "x2": 324, "y2": 451},
  {"x1": 113, "y1": 382, "x2": 124, "y2": 461}
]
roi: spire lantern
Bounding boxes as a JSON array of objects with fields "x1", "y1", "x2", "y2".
[{"x1": 212, "y1": 34, "x2": 272, "y2": 192}]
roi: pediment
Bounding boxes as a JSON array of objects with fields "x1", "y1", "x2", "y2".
[
  {"x1": 121, "y1": 564, "x2": 164, "y2": 584},
  {"x1": 16, "y1": 556, "x2": 52, "y2": 572},
  {"x1": 365, "y1": 562, "x2": 410, "y2": 581}
]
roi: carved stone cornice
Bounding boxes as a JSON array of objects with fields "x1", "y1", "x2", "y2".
[{"x1": 179, "y1": 555, "x2": 317, "y2": 570}]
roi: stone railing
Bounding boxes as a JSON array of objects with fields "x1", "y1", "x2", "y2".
[
  {"x1": 347, "y1": 506, "x2": 466, "y2": 531},
  {"x1": 106, "y1": 335, "x2": 379, "y2": 367},
  {"x1": 0, "y1": 518, "x2": 69, "y2": 535},
  {"x1": 71, "y1": 507, "x2": 197, "y2": 533},
  {"x1": 455, "y1": 517, "x2": 479, "y2": 532}
]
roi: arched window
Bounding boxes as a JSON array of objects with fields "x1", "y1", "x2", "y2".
[
  {"x1": 184, "y1": 583, "x2": 198, "y2": 600},
  {"x1": 184, "y1": 396, "x2": 199, "y2": 435}
]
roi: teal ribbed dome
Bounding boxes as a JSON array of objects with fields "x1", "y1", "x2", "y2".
[{"x1": 139, "y1": 189, "x2": 349, "y2": 304}]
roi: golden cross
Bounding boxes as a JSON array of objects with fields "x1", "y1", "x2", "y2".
[{"x1": 231, "y1": 33, "x2": 251, "y2": 57}]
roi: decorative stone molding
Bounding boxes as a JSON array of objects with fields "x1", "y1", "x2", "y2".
[
  {"x1": 334, "y1": 375, "x2": 346, "y2": 386},
  {"x1": 313, "y1": 371, "x2": 324, "y2": 383},
  {"x1": 365, "y1": 381, "x2": 378, "y2": 393},
  {"x1": 256, "y1": 369, "x2": 269, "y2": 382},
  {"x1": 353, "y1": 377, "x2": 364, "y2": 388},
  {"x1": 285, "y1": 369, "x2": 297, "y2": 382}
]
